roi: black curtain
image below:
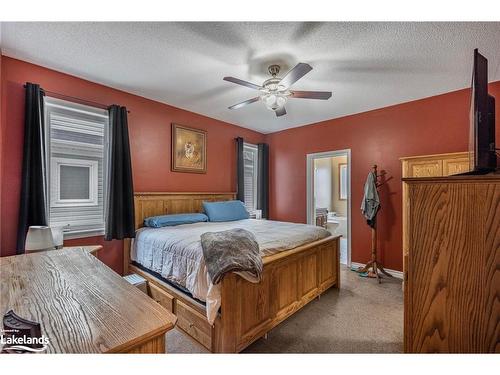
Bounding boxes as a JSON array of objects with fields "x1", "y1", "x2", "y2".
[
  {"x1": 236, "y1": 137, "x2": 245, "y2": 202},
  {"x1": 257, "y1": 143, "x2": 269, "y2": 219},
  {"x1": 105, "y1": 105, "x2": 135, "y2": 240},
  {"x1": 17, "y1": 83, "x2": 48, "y2": 254}
]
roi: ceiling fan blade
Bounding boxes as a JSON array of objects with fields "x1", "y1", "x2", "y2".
[
  {"x1": 223, "y1": 77, "x2": 262, "y2": 90},
  {"x1": 290, "y1": 90, "x2": 332, "y2": 100},
  {"x1": 228, "y1": 97, "x2": 260, "y2": 110},
  {"x1": 275, "y1": 107, "x2": 287, "y2": 117},
  {"x1": 279, "y1": 63, "x2": 313, "y2": 89}
]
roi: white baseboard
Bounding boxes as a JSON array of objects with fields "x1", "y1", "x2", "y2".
[{"x1": 350, "y1": 262, "x2": 403, "y2": 279}]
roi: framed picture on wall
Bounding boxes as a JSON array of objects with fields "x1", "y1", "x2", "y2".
[
  {"x1": 339, "y1": 163, "x2": 347, "y2": 200},
  {"x1": 171, "y1": 123, "x2": 207, "y2": 173}
]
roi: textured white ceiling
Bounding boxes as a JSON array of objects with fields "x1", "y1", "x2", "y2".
[{"x1": 1, "y1": 22, "x2": 500, "y2": 133}]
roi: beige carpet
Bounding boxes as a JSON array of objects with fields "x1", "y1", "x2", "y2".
[{"x1": 166, "y1": 266, "x2": 403, "y2": 353}]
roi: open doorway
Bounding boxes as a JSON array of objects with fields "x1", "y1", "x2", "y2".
[{"x1": 306, "y1": 150, "x2": 351, "y2": 266}]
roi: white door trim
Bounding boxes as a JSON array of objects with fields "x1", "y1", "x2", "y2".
[{"x1": 306, "y1": 149, "x2": 352, "y2": 266}]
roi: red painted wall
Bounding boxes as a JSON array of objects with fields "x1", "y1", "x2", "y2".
[
  {"x1": 0, "y1": 57, "x2": 264, "y2": 273},
  {"x1": 265, "y1": 81, "x2": 500, "y2": 271},
  {"x1": 2, "y1": 56, "x2": 499, "y2": 274}
]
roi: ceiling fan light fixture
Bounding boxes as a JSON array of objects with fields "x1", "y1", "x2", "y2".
[
  {"x1": 224, "y1": 62, "x2": 332, "y2": 116},
  {"x1": 262, "y1": 93, "x2": 287, "y2": 111}
]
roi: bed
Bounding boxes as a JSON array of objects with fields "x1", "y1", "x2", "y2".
[{"x1": 124, "y1": 192, "x2": 340, "y2": 353}]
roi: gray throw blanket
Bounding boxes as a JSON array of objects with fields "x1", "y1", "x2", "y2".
[{"x1": 201, "y1": 228, "x2": 263, "y2": 285}]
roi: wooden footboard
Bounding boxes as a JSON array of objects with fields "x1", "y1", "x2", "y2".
[
  {"x1": 216, "y1": 235, "x2": 340, "y2": 352},
  {"x1": 130, "y1": 235, "x2": 339, "y2": 353}
]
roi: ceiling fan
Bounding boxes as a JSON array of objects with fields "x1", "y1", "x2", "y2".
[{"x1": 223, "y1": 63, "x2": 332, "y2": 117}]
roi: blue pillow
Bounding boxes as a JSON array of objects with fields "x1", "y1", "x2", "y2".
[
  {"x1": 144, "y1": 213, "x2": 208, "y2": 228},
  {"x1": 202, "y1": 200, "x2": 250, "y2": 222}
]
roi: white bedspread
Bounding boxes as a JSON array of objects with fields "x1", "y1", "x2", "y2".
[{"x1": 131, "y1": 219, "x2": 330, "y2": 324}]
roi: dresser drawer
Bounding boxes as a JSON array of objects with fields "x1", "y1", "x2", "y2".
[
  {"x1": 176, "y1": 300, "x2": 212, "y2": 350},
  {"x1": 148, "y1": 283, "x2": 174, "y2": 312},
  {"x1": 442, "y1": 157, "x2": 470, "y2": 175},
  {"x1": 406, "y1": 159, "x2": 442, "y2": 177}
]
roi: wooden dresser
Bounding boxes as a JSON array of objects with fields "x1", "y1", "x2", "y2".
[
  {"x1": 0, "y1": 248, "x2": 177, "y2": 353},
  {"x1": 400, "y1": 152, "x2": 470, "y2": 272},
  {"x1": 403, "y1": 174, "x2": 500, "y2": 353}
]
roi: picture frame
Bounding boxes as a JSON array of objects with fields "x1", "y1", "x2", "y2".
[
  {"x1": 171, "y1": 123, "x2": 207, "y2": 173},
  {"x1": 339, "y1": 163, "x2": 347, "y2": 200}
]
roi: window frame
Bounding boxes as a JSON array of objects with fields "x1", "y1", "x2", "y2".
[
  {"x1": 50, "y1": 157, "x2": 99, "y2": 207},
  {"x1": 243, "y1": 142, "x2": 259, "y2": 215},
  {"x1": 44, "y1": 97, "x2": 109, "y2": 239}
]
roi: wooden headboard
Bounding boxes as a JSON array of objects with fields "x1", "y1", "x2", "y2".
[{"x1": 124, "y1": 192, "x2": 236, "y2": 274}]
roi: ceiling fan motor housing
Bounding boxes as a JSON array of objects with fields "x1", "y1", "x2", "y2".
[{"x1": 263, "y1": 77, "x2": 284, "y2": 91}]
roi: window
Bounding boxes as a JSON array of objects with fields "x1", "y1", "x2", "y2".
[
  {"x1": 44, "y1": 97, "x2": 108, "y2": 238},
  {"x1": 243, "y1": 143, "x2": 258, "y2": 215},
  {"x1": 51, "y1": 158, "x2": 98, "y2": 206}
]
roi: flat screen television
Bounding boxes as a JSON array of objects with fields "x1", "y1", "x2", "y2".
[{"x1": 463, "y1": 49, "x2": 497, "y2": 174}]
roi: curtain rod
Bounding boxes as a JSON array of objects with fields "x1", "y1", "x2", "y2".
[{"x1": 23, "y1": 84, "x2": 131, "y2": 113}]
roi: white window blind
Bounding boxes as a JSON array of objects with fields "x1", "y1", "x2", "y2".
[
  {"x1": 45, "y1": 97, "x2": 108, "y2": 237},
  {"x1": 243, "y1": 143, "x2": 258, "y2": 215}
]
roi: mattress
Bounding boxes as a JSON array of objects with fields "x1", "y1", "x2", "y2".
[{"x1": 131, "y1": 219, "x2": 330, "y2": 324}]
